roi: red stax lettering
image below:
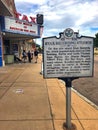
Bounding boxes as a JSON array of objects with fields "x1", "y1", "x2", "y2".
[
  {"x1": 30, "y1": 17, "x2": 36, "y2": 23},
  {"x1": 22, "y1": 15, "x2": 29, "y2": 22},
  {"x1": 14, "y1": 11, "x2": 21, "y2": 19},
  {"x1": 14, "y1": 11, "x2": 36, "y2": 23}
]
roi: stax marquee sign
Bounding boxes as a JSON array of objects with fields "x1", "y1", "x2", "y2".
[
  {"x1": 14, "y1": 11, "x2": 36, "y2": 23},
  {"x1": 3, "y1": 11, "x2": 40, "y2": 36},
  {"x1": 0, "y1": 11, "x2": 42, "y2": 37}
]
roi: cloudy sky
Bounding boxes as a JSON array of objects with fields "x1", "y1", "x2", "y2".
[{"x1": 14, "y1": 0, "x2": 98, "y2": 44}]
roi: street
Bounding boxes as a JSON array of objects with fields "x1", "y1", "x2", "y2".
[{"x1": 73, "y1": 56, "x2": 98, "y2": 106}]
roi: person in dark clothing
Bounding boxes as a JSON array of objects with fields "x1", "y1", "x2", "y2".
[
  {"x1": 27, "y1": 50, "x2": 31, "y2": 63},
  {"x1": 34, "y1": 49, "x2": 38, "y2": 63}
]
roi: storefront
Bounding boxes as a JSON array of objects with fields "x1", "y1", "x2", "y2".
[
  {"x1": 0, "y1": 15, "x2": 41, "y2": 65},
  {"x1": 0, "y1": 0, "x2": 43, "y2": 66}
]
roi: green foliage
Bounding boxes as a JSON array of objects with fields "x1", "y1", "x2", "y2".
[{"x1": 94, "y1": 33, "x2": 98, "y2": 47}]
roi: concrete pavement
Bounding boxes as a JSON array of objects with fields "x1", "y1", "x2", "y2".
[{"x1": 0, "y1": 55, "x2": 98, "y2": 130}]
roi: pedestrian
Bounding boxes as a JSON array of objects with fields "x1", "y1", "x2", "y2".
[
  {"x1": 27, "y1": 50, "x2": 31, "y2": 63},
  {"x1": 34, "y1": 48, "x2": 38, "y2": 63},
  {"x1": 31, "y1": 50, "x2": 34, "y2": 60},
  {"x1": 22, "y1": 50, "x2": 27, "y2": 63}
]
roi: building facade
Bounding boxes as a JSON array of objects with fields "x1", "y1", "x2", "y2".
[
  {"x1": 0, "y1": 0, "x2": 16, "y2": 16},
  {"x1": 0, "y1": 0, "x2": 43, "y2": 66}
]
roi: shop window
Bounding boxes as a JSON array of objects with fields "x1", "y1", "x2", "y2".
[
  {"x1": 12, "y1": 44, "x2": 18, "y2": 56},
  {"x1": 4, "y1": 40, "x2": 10, "y2": 54}
]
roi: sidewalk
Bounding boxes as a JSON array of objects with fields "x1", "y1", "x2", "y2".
[{"x1": 0, "y1": 55, "x2": 98, "y2": 130}]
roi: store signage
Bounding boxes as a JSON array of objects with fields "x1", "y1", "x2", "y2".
[
  {"x1": 43, "y1": 29, "x2": 94, "y2": 78},
  {"x1": 14, "y1": 11, "x2": 36, "y2": 23},
  {"x1": 3, "y1": 16, "x2": 39, "y2": 36}
]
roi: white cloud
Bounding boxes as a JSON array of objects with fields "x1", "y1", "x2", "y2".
[
  {"x1": 15, "y1": 0, "x2": 46, "y2": 5},
  {"x1": 14, "y1": 0, "x2": 98, "y2": 41}
]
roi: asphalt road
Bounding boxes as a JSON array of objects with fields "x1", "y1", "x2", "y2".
[{"x1": 73, "y1": 56, "x2": 98, "y2": 106}]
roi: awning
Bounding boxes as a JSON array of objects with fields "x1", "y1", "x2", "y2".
[{"x1": 2, "y1": 32, "x2": 40, "y2": 41}]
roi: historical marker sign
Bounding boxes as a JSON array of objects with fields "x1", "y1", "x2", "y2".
[{"x1": 43, "y1": 29, "x2": 94, "y2": 78}]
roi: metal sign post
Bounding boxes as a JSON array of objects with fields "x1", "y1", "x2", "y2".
[
  {"x1": 66, "y1": 78, "x2": 72, "y2": 129},
  {"x1": 59, "y1": 77, "x2": 78, "y2": 129}
]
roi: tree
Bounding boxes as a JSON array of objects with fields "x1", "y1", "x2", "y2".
[{"x1": 94, "y1": 33, "x2": 98, "y2": 48}]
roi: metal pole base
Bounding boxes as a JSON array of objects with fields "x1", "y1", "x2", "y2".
[{"x1": 63, "y1": 122, "x2": 77, "y2": 130}]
